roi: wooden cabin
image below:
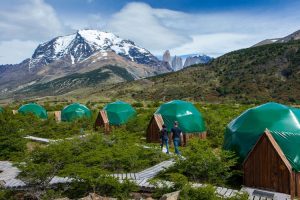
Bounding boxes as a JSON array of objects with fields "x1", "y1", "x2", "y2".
[
  {"x1": 146, "y1": 114, "x2": 164, "y2": 143},
  {"x1": 146, "y1": 114, "x2": 207, "y2": 146},
  {"x1": 94, "y1": 110, "x2": 110, "y2": 134},
  {"x1": 243, "y1": 130, "x2": 299, "y2": 198}
]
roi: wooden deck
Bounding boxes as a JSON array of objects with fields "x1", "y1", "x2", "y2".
[{"x1": 242, "y1": 187, "x2": 291, "y2": 200}]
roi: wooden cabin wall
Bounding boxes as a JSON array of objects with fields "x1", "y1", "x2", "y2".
[
  {"x1": 295, "y1": 173, "x2": 300, "y2": 197},
  {"x1": 94, "y1": 110, "x2": 110, "y2": 133},
  {"x1": 243, "y1": 132, "x2": 294, "y2": 197},
  {"x1": 146, "y1": 115, "x2": 162, "y2": 143}
]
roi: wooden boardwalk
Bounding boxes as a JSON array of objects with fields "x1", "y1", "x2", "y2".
[
  {"x1": 0, "y1": 160, "x2": 292, "y2": 199},
  {"x1": 24, "y1": 134, "x2": 89, "y2": 143},
  {"x1": 0, "y1": 161, "x2": 72, "y2": 188},
  {"x1": 242, "y1": 187, "x2": 291, "y2": 200}
]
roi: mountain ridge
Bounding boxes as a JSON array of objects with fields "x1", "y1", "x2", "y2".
[
  {"x1": 253, "y1": 29, "x2": 300, "y2": 47},
  {"x1": 0, "y1": 29, "x2": 171, "y2": 97}
]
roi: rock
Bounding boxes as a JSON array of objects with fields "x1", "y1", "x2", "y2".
[
  {"x1": 183, "y1": 55, "x2": 212, "y2": 68},
  {"x1": 171, "y1": 56, "x2": 183, "y2": 71},
  {"x1": 80, "y1": 193, "x2": 117, "y2": 200},
  {"x1": 159, "y1": 191, "x2": 180, "y2": 200},
  {"x1": 163, "y1": 50, "x2": 172, "y2": 66}
]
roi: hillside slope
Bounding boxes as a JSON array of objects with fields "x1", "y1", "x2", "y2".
[
  {"x1": 87, "y1": 40, "x2": 300, "y2": 103},
  {"x1": 7, "y1": 40, "x2": 300, "y2": 103}
]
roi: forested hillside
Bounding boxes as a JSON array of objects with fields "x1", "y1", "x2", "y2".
[{"x1": 92, "y1": 40, "x2": 300, "y2": 104}]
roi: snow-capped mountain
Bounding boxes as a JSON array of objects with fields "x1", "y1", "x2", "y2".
[
  {"x1": 0, "y1": 29, "x2": 170, "y2": 98},
  {"x1": 29, "y1": 29, "x2": 164, "y2": 69}
]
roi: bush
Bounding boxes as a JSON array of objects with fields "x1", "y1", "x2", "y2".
[
  {"x1": 162, "y1": 139, "x2": 238, "y2": 186},
  {"x1": 180, "y1": 185, "x2": 218, "y2": 200},
  {"x1": 18, "y1": 129, "x2": 167, "y2": 198},
  {"x1": 180, "y1": 185, "x2": 248, "y2": 200},
  {"x1": 132, "y1": 102, "x2": 144, "y2": 107}
]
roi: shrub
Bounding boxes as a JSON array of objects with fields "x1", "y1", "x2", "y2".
[
  {"x1": 162, "y1": 139, "x2": 238, "y2": 185},
  {"x1": 132, "y1": 102, "x2": 144, "y2": 107}
]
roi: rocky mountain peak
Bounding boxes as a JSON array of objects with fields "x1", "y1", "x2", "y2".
[
  {"x1": 161, "y1": 50, "x2": 212, "y2": 71},
  {"x1": 28, "y1": 29, "x2": 164, "y2": 70},
  {"x1": 171, "y1": 56, "x2": 183, "y2": 71},
  {"x1": 163, "y1": 50, "x2": 171, "y2": 65}
]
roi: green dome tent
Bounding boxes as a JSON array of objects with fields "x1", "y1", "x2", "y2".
[
  {"x1": 61, "y1": 103, "x2": 92, "y2": 122},
  {"x1": 103, "y1": 101, "x2": 136, "y2": 126},
  {"x1": 18, "y1": 103, "x2": 48, "y2": 119},
  {"x1": 155, "y1": 100, "x2": 206, "y2": 134},
  {"x1": 0, "y1": 107, "x2": 3, "y2": 113},
  {"x1": 223, "y1": 102, "x2": 300, "y2": 170}
]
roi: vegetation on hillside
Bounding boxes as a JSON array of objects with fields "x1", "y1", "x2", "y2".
[{"x1": 61, "y1": 40, "x2": 300, "y2": 104}]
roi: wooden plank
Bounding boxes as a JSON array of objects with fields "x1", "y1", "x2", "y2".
[
  {"x1": 224, "y1": 189, "x2": 233, "y2": 197},
  {"x1": 216, "y1": 187, "x2": 223, "y2": 194},
  {"x1": 219, "y1": 187, "x2": 227, "y2": 196},
  {"x1": 139, "y1": 179, "x2": 148, "y2": 186},
  {"x1": 253, "y1": 196, "x2": 260, "y2": 200}
]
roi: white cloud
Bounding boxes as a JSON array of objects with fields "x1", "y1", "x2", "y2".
[
  {"x1": 64, "y1": 13, "x2": 107, "y2": 31},
  {"x1": 106, "y1": 3, "x2": 192, "y2": 52},
  {"x1": 0, "y1": 0, "x2": 70, "y2": 64},
  {"x1": 0, "y1": 40, "x2": 38, "y2": 64},
  {"x1": 170, "y1": 33, "x2": 255, "y2": 57},
  {"x1": 0, "y1": 0, "x2": 68, "y2": 41},
  {"x1": 105, "y1": 2, "x2": 300, "y2": 57}
]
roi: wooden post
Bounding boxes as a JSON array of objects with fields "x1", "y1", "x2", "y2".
[{"x1": 54, "y1": 111, "x2": 61, "y2": 122}]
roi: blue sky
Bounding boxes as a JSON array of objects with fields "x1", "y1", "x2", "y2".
[
  {"x1": 47, "y1": 0, "x2": 296, "y2": 14},
  {"x1": 0, "y1": 0, "x2": 300, "y2": 64}
]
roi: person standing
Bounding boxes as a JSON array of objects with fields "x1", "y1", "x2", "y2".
[
  {"x1": 171, "y1": 121, "x2": 183, "y2": 155},
  {"x1": 160, "y1": 124, "x2": 169, "y2": 154}
]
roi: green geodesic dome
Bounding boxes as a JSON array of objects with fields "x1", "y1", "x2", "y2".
[
  {"x1": 18, "y1": 103, "x2": 48, "y2": 119},
  {"x1": 0, "y1": 107, "x2": 3, "y2": 113},
  {"x1": 103, "y1": 101, "x2": 136, "y2": 126},
  {"x1": 61, "y1": 103, "x2": 92, "y2": 122},
  {"x1": 155, "y1": 100, "x2": 206, "y2": 134},
  {"x1": 223, "y1": 102, "x2": 300, "y2": 171}
]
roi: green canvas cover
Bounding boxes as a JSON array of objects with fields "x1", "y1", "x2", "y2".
[
  {"x1": 18, "y1": 103, "x2": 48, "y2": 119},
  {"x1": 155, "y1": 100, "x2": 206, "y2": 134},
  {"x1": 270, "y1": 130, "x2": 300, "y2": 172},
  {"x1": 223, "y1": 102, "x2": 300, "y2": 171},
  {"x1": 103, "y1": 101, "x2": 136, "y2": 125},
  {"x1": 61, "y1": 103, "x2": 92, "y2": 122}
]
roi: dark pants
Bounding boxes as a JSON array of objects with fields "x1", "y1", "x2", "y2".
[
  {"x1": 173, "y1": 138, "x2": 181, "y2": 155},
  {"x1": 161, "y1": 138, "x2": 169, "y2": 153}
]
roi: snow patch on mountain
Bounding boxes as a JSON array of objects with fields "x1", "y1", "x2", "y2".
[{"x1": 28, "y1": 29, "x2": 163, "y2": 70}]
